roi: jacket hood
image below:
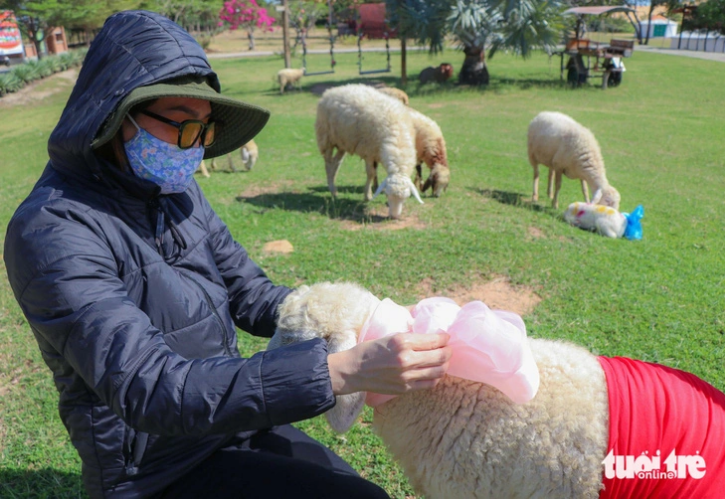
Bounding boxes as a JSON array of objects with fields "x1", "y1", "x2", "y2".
[{"x1": 48, "y1": 10, "x2": 218, "y2": 185}]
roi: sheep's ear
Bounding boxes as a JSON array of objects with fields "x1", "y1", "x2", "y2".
[
  {"x1": 591, "y1": 188, "x2": 603, "y2": 204},
  {"x1": 325, "y1": 333, "x2": 366, "y2": 433},
  {"x1": 422, "y1": 176, "x2": 432, "y2": 193}
]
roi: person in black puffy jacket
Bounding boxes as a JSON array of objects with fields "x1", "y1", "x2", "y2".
[{"x1": 3, "y1": 10, "x2": 451, "y2": 499}]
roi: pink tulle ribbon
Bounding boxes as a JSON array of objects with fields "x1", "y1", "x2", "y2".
[{"x1": 358, "y1": 297, "x2": 540, "y2": 407}]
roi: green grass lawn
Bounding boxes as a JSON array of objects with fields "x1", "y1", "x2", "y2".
[{"x1": 1, "y1": 48, "x2": 724, "y2": 498}]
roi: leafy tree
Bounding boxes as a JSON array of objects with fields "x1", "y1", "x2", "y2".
[
  {"x1": 386, "y1": 0, "x2": 564, "y2": 85},
  {"x1": 1, "y1": 0, "x2": 58, "y2": 57},
  {"x1": 142, "y1": 0, "x2": 222, "y2": 32},
  {"x1": 63, "y1": 0, "x2": 143, "y2": 44},
  {"x1": 218, "y1": 0, "x2": 275, "y2": 49},
  {"x1": 289, "y1": 0, "x2": 329, "y2": 49},
  {"x1": 696, "y1": 0, "x2": 725, "y2": 34}
]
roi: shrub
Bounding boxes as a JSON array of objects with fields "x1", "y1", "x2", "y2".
[
  {"x1": 11, "y1": 63, "x2": 41, "y2": 84},
  {"x1": 0, "y1": 71, "x2": 24, "y2": 96},
  {"x1": 27, "y1": 59, "x2": 53, "y2": 78}
]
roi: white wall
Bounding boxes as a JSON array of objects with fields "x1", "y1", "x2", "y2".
[
  {"x1": 670, "y1": 33, "x2": 725, "y2": 53},
  {"x1": 639, "y1": 21, "x2": 679, "y2": 38}
]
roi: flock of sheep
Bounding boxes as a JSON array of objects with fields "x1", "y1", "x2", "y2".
[
  {"x1": 219, "y1": 71, "x2": 623, "y2": 227},
  {"x1": 312, "y1": 82, "x2": 619, "y2": 222}
]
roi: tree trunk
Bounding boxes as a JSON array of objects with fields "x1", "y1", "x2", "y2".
[
  {"x1": 31, "y1": 30, "x2": 44, "y2": 60},
  {"x1": 459, "y1": 45, "x2": 489, "y2": 85},
  {"x1": 401, "y1": 37, "x2": 407, "y2": 86},
  {"x1": 645, "y1": 4, "x2": 655, "y2": 45},
  {"x1": 248, "y1": 28, "x2": 255, "y2": 50}
]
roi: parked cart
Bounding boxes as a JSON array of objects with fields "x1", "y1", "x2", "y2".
[{"x1": 556, "y1": 6, "x2": 640, "y2": 89}]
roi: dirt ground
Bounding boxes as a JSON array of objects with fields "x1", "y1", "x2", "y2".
[{"x1": 417, "y1": 276, "x2": 542, "y2": 316}]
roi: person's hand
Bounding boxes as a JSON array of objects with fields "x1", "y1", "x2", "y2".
[{"x1": 327, "y1": 333, "x2": 451, "y2": 396}]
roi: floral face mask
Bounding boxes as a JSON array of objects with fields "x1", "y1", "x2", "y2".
[{"x1": 124, "y1": 114, "x2": 205, "y2": 194}]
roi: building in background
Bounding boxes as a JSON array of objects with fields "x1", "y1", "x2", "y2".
[
  {"x1": 639, "y1": 16, "x2": 679, "y2": 38},
  {"x1": 0, "y1": 10, "x2": 25, "y2": 65}
]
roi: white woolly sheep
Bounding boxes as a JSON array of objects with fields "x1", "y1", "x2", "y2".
[
  {"x1": 315, "y1": 84, "x2": 423, "y2": 218},
  {"x1": 240, "y1": 139, "x2": 258, "y2": 170},
  {"x1": 270, "y1": 282, "x2": 725, "y2": 499},
  {"x1": 198, "y1": 140, "x2": 259, "y2": 176},
  {"x1": 528, "y1": 111, "x2": 620, "y2": 209},
  {"x1": 375, "y1": 86, "x2": 409, "y2": 106},
  {"x1": 277, "y1": 68, "x2": 305, "y2": 94},
  {"x1": 364, "y1": 105, "x2": 451, "y2": 198},
  {"x1": 408, "y1": 108, "x2": 451, "y2": 197}
]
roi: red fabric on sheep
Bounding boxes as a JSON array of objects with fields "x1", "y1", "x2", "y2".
[{"x1": 598, "y1": 356, "x2": 725, "y2": 498}]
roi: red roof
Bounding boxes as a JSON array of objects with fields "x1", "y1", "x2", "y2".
[{"x1": 563, "y1": 6, "x2": 635, "y2": 16}]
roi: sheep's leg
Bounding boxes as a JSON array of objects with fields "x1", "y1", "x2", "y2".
[
  {"x1": 414, "y1": 163, "x2": 423, "y2": 190},
  {"x1": 552, "y1": 170, "x2": 563, "y2": 209},
  {"x1": 198, "y1": 160, "x2": 210, "y2": 178},
  {"x1": 372, "y1": 162, "x2": 379, "y2": 193},
  {"x1": 547, "y1": 168, "x2": 555, "y2": 199},
  {"x1": 532, "y1": 164, "x2": 540, "y2": 201},
  {"x1": 581, "y1": 180, "x2": 590, "y2": 203},
  {"x1": 228, "y1": 154, "x2": 237, "y2": 173},
  {"x1": 325, "y1": 148, "x2": 345, "y2": 197},
  {"x1": 364, "y1": 160, "x2": 377, "y2": 201}
]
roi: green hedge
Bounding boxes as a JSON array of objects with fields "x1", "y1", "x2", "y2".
[{"x1": 0, "y1": 49, "x2": 86, "y2": 97}]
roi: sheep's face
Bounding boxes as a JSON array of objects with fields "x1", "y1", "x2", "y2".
[
  {"x1": 270, "y1": 282, "x2": 381, "y2": 432},
  {"x1": 592, "y1": 186, "x2": 621, "y2": 210},
  {"x1": 381, "y1": 176, "x2": 411, "y2": 219},
  {"x1": 423, "y1": 164, "x2": 450, "y2": 197},
  {"x1": 387, "y1": 193, "x2": 407, "y2": 219}
]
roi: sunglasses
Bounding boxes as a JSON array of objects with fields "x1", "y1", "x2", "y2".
[{"x1": 139, "y1": 109, "x2": 217, "y2": 149}]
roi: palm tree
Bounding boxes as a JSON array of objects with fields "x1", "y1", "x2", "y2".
[{"x1": 387, "y1": 0, "x2": 564, "y2": 84}]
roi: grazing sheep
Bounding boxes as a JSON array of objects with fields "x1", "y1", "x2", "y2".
[
  {"x1": 366, "y1": 106, "x2": 451, "y2": 197},
  {"x1": 277, "y1": 68, "x2": 305, "y2": 94},
  {"x1": 418, "y1": 63, "x2": 454, "y2": 84},
  {"x1": 271, "y1": 282, "x2": 725, "y2": 499},
  {"x1": 199, "y1": 140, "x2": 259, "y2": 175},
  {"x1": 240, "y1": 139, "x2": 259, "y2": 170},
  {"x1": 528, "y1": 111, "x2": 620, "y2": 209},
  {"x1": 408, "y1": 108, "x2": 450, "y2": 197},
  {"x1": 315, "y1": 84, "x2": 423, "y2": 218},
  {"x1": 375, "y1": 86, "x2": 409, "y2": 106}
]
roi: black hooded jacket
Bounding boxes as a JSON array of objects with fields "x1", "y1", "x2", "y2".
[{"x1": 4, "y1": 10, "x2": 335, "y2": 498}]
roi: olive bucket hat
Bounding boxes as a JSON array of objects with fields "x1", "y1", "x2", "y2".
[{"x1": 92, "y1": 75, "x2": 270, "y2": 159}]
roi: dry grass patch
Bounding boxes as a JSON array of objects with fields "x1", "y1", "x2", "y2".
[
  {"x1": 262, "y1": 239, "x2": 294, "y2": 254},
  {"x1": 236, "y1": 180, "x2": 297, "y2": 198},
  {"x1": 416, "y1": 276, "x2": 541, "y2": 316},
  {"x1": 339, "y1": 206, "x2": 427, "y2": 231},
  {"x1": 527, "y1": 226, "x2": 546, "y2": 239}
]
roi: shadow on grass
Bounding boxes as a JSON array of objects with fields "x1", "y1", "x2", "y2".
[
  {"x1": 474, "y1": 188, "x2": 554, "y2": 214},
  {"x1": 406, "y1": 76, "x2": 569, "y2": 97},
  {"x1": 262, "y1": 75, "x2": 401, "y2": 97},
  {"x1": 261, "y1": 72, "x2": 571, "y2": 98},
  {"x1": 0, "y1": 468, "x2": 85, "y2": 498},
  {"x1": 236, "y1": 185, "x2": 389, "y2": 224}
]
